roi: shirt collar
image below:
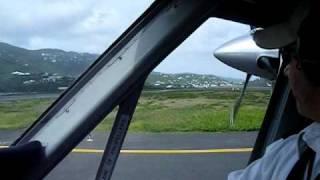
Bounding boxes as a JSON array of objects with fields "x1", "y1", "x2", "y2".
[{"x1": 302, "y1": 122, "x2": 320, "y2": 153}]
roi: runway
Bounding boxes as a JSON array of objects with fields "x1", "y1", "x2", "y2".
[{"x1": 42, "y1": 132, "x2": 258, "y2": 180}]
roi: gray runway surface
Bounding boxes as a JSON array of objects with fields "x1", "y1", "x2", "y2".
[
  {"x1": 44, "y1": 132, "x2": 257, "y2": 180},
  {"x1": 0, "y1": 131, "x2": 257, "y2": 180}
]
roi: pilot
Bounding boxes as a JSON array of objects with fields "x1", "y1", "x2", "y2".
[{"x1": 228, "y1": 0, "x2": 320, "y2": 179}]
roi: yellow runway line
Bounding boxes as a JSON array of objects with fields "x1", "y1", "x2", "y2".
[
  {"x1": 0, "y1": 145, "x2": 252, "y2": 154},
  {"x1": 119, "y1": 148, "x2": 252, "y2": 154},
  {"x1": 72, "y1": 149, "x2": 104, "y2": 153}
]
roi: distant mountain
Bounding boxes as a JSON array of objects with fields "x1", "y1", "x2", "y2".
[
  {"x1": 145, "y1": 72, "x2": 241, "y2": 89},
  {"x1": 248, "y1": 78, "x2": 273, "y2": 87},
  {"x1": 0, "y1": 42, "x2": 98, "y2": 92},
  {"x1": 0, "y1": 42, "x2": 271, "y2": 92},
  {"x1": 0, "y1": 42, "x2": 98, "y2": 77},
  {"x1": 145, "y1": 72, "x2": 272, "y2": 90}
]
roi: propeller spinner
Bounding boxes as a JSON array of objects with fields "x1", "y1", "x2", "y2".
[{"x1": 214, "y1": 33, "x2": 279, "y2": 80}]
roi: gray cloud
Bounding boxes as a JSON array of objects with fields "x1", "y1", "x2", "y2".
[
  {"x1": 0, "y1": 0, "x2": 153, "y2": 52},
  {"x1": 0, "y1": 0, "x2": 93, "y2": 47},
  {"x1": 0, "y1": 0, "x2": 249, "y2": 78}
]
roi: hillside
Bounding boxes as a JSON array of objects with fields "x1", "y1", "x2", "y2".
[
  {"x1": 145, "y1": 72, "x2": 241, "y2": 89},
  {"x1": 0, "y1": 42, "x2": 271, "y2": 92},
  {"x1": 0, "y1": 42, "x2": 98, "y2": 92},
  {"x1": 0, "y1": 42, "x2": 98, "y2": 77}
]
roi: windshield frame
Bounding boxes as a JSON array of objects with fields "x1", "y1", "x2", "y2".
[{"x1": 13, "y1": 0, "x2": 221, "y2": 179}]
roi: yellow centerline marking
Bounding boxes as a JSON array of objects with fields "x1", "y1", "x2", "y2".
[
  {"x1": 119, "y1": 148, "x2": 253, "y2": 154},
  {"x1": 0, "y1": 145, "x2": 252, "y2": 154},
  {"x1": 72, "y1": 149, "x2": 104, "y2": 153}
]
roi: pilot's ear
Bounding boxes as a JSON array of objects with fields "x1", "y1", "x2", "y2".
[{"x1": 283, "y1": 64, "x2": 290, "y2": 77}]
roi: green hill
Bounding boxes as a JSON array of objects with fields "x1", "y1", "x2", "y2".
[
  {"x1": 0, "y1": 42, "x2": 98, "y2": 77},
  {"x1": 0, "y1": 42, "x2": 271, "y2": 92},
  {"x1": 0, "y1": 42, "x2": 98, "y2": 92}
]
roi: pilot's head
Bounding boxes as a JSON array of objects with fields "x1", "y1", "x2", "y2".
[
  {"x1": 254, "y1": 0, "x2": 320, "y2": 120},
  {"x1": 285, "y1": 1, "x2": 320, "y2": 121}
]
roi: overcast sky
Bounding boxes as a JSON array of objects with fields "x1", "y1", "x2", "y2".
[{"x1": 0, "y1": 0, "x2": 250, "y2": 79}]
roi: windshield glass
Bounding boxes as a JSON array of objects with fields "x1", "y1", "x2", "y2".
[
  {"x1": 0, "y1": 0, "x2": 153, "y2": 140},
  {"x1": 47, "y1": 17, "x2": 273, "y2": 179},
  {"x1": 0, "y1": 1, "x2": 274, "y2": 179}
]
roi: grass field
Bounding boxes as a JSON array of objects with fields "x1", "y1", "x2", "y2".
[{"x1": 0, "y1": 89, "x2": 271, "y2": 132}]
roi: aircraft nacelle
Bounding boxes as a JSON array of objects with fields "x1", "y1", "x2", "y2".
[{"x1": 214, "y1": 33, "x2": 280, "y2": 80}]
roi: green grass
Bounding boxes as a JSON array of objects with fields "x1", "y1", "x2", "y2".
[
  {"x1": 98, "y1": 89, "x2": 271, "y2": 132},
  {"x1": 0, "y1": 89, "x2": 271, "y2": 132},
  {"x1": 0, "y1": 99, "x2": 53, "y2": 129}
]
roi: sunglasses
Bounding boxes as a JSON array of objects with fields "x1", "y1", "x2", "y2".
[{"x1": 283, "y1": 39, "x2": 320, "y2": 69}]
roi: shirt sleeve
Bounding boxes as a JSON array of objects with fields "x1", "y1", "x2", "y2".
[{"x1": 228, "y1": 138, "x2": 285, "y2": 180}]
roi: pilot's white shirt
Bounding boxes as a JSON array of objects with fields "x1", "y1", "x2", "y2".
[{"x1": 228, "y1": 122, "x2": 320, "y2": 180}]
